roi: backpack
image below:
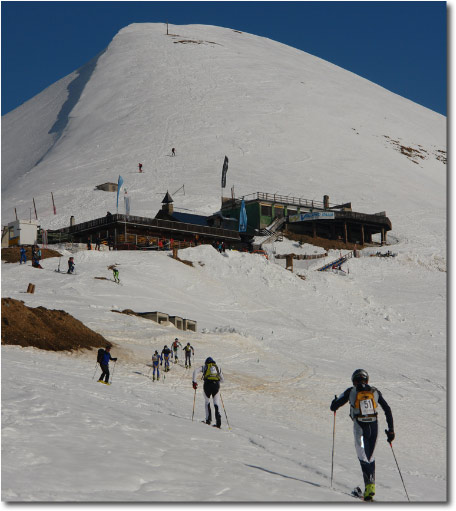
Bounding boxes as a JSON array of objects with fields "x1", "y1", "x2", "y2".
[
  {"x1": 350, "y1": 387, "x2": 378, "y2": 419},
  {"x1": 204, "y1": 362, "x2": 220, "y2": 381},
  {"x1": 97, "y1": 348, "x2": 105, "y2": 364}
]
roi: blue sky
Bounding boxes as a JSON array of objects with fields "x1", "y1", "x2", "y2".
[{"x1": 2, "y1": 1, "x2": 447, "y2": 115}]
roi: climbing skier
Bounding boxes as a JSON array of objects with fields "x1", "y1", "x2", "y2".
[
  {"x1": 161, "y1": 345, "x2": 172, "y2": 372},
  {"x1": 172, "y1": 338, "x2": 182, "y2": 363},
  {"x1": 192, "y1": 357, "x2": 224, "y2": 428},
  {"x1": 112, "y1": 266, "x2": 120, "y2": 283},
  {"x1": 151, "y1": 350, "x2": 162, "y2": 381},
  {"x1": 171, "y1": 147, "x2": 176, "y2": 156},
  {"x1": 330, "y1": 369, "x2": 394, "y2": 501},
  {"x1": 67, "y1": 257, "x2": 75, "y2": 274},
  {"x1": 183, "y1": 342, "x2": 195, "y2": 368},
  {"x1": 98, "y1": 346, "x2": 118, "y2": 384}
]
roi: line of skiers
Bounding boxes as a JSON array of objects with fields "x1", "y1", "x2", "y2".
[{"x1": 94, "y1": 344, "x2": 395, "y2": 500}]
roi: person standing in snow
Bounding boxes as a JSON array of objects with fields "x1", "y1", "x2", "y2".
[
  {"x1": 330, "y1": 369, "x2": 394, "y2": 501},
  {"x1": 98, "y1": 346, "x2": 118, "y2": 384},
  {"x1": 95, "y1": 236, "x2": 101, "y2": 251},
  {"x1": 151, "y1": 350, "x2": 162, "y2": 381},
  {"x1": 19, "y1": 246, "x2": 27, "y2": 264},
  {"x1": 67, "y1": 257, "x2": 75, "y2": 274},
  {"x1": 192, "y1": 357, "x2": 224, "y2": 428},
  {"x1": 183, "y1": 342, "x2": 195, "y2": 368},
  {"x1": 172, "y1": 338, "x2": 182, "y2": 364},
  {"x1": 161, "y1": 345, "x2": 172, "y2": 372},
  {"x1": 171, "y1": 148, "x2": 176, "y2": 156}
]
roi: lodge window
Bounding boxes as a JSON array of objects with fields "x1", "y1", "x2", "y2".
[
  {"x1": 274, "y1": 207, "x2": 284, "y2": 218},
  {"x1": 261, "y1": 205, "x2": 272, "y2": 216}
]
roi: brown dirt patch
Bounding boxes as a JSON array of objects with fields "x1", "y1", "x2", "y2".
[
  {"x1": 1, "y1": 298, "x2": 110, "y2": 352},
  {"x1": 2, "y1": 247, "x2": 62, "y2": 264}
]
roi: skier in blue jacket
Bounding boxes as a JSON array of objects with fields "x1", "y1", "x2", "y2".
[
  {"x1": 151, "y1": 350, "x2": 162, "y2": 381},
  {"x1": 20, "y1": 246, "x2": 27, "y2": 264},
  {"x1": 98, "y1": 346, "x2": 117, "y2": 384}
]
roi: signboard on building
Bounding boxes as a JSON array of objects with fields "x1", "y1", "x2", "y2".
[{"x1": 289, "y1": 212, "x2": 335, "y2": 223}]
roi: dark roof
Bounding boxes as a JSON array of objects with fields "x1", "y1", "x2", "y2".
[
  {"x1": 162, "y1": 191, "x2": 173, "y2": 204},
  {"x1": 171, "y1": 212, "x2": 209, "y2": 226}
]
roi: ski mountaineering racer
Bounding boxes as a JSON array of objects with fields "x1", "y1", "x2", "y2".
[
  {"x1": 172, "y1": 338, "x2": 182, "y2": 364},
  {"x1": 183, "y1": 342, "x2": 195, "y2": 368},
  {"x1": 161, "y1": 345, "x2": 172, "y2": 372},
  {"x1": 192, "y1": 357, "x2": 224, "y2": 428},
  {"x1": 151, "y1": 350, "x2": 162, "y2": 381},
  {"x1": 330, "y1": 369, "x2": 394, "y2": 501},
  {"x1": 97, "y1": 346, "x2": 118, "y2": 385}
]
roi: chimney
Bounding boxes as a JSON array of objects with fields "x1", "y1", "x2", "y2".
[
  {"x1": 323, "y1": 195, "x2": 329, "y2": 209},
  {"x1": 70, "y1": 216, "x2": 75, "y2": 226}
]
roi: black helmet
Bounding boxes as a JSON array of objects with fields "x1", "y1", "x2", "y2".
[
  {"x1": 175, "y1": 338, "x2": 178, "y2": 341},
  {"x1": 205, "y1": 357, "x2": 214, "y2": 365},
  {"x1": 164, "y1": 345, "x2": 168, "y2": 348},
  {"x1": 352, "y1": 369, "x2": 369, "y2": 385},
  {"x1": 187, "y1": 342, "x2": 190, "y2": 345}
]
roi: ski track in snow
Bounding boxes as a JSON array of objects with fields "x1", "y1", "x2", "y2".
[{"x1": 1, "y1": 242, "x2": 446, "y2": 502}]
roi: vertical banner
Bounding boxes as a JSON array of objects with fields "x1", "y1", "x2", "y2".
[
  {"x1": 221, "y1": 156, "x2": 229, "y2": 188},
  {"x1": 33, "y1": 198, "x2": 38, "y2": 220},
  {"x1": 41, "y1": 229, "x2": 48, "y2": 248},
  {"x1": 239, "y1": 199, "x2": 247, "y2": 232},
  {"x1": 116, "y1": 175, "x2": 124, "y2": 213},
  {"x1": 124, "y1": 195, "x2": 131, "y2": 217},
  {"x1": 51, "y1": 192, "x2": 56, "y2": 215}
]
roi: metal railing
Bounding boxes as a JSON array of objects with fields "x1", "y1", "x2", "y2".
[{"x1": 225, "y1": 192, "x2": 341, "y2": 210}]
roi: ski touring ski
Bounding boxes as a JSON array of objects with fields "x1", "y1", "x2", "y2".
[{"x1": 351, "y1": 486, "x2": 375, "y2": 502}]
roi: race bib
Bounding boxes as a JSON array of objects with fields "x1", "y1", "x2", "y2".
[{"x1": 360, "y1": 399, "x2": 374, "y2": 415}]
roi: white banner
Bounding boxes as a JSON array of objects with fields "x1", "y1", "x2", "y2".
[
  {"x1": 124, "y1": 196, "x2": 131, "y2": 217},
  {"x1": 289, "y1": 211, "x2": 335, "y2": 222}
]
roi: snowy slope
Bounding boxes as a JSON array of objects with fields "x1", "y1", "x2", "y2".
[
  {"x1": 1, "y1": 22, "x2": 446, "y2": 503},
  {"x1": 2, "y1": 23, "x2": 446, "y2": 256},
  {"x1": 1, "y1": 244, "x2": 446, "y2": 502}
]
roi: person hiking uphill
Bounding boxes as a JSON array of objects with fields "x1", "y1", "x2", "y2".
[
  {"x1": 151, "y1": 350, "x2": 162, "y2": 381},
  {"x1": 183, "y1": 342, "x2": 195, "y2": 368},
  {"x1": 161, "y1": 345, "x2": 172, "y2": 372},
  {"x1": 172, "y1": 338, "x2": 182, "y2": 364},
  {"x1": 98, "y1": 346, "x2": 118, "y2": 384},
  {"x1": 192, "y1": 357, "x2": 224, "y2": 428},
  {"x1": 330, "y1": 369, "x2": 394, "y2": 501}
]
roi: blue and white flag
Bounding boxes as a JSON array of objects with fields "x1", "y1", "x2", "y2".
[
  {"x1": 116, "y1": 175, "x2": 124, "y2": 212},
  {"x1": 239, "y1": 199, "x2": 247, "y2": 232}
]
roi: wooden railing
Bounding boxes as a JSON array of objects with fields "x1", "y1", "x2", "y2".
[{"x1": 56, "y1": 214, "x2": 241, "y2": 240}]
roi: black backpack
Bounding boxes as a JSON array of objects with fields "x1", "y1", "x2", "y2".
[{"x1": 97, "y1": 348, "x2": 105, "y2": 364}]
